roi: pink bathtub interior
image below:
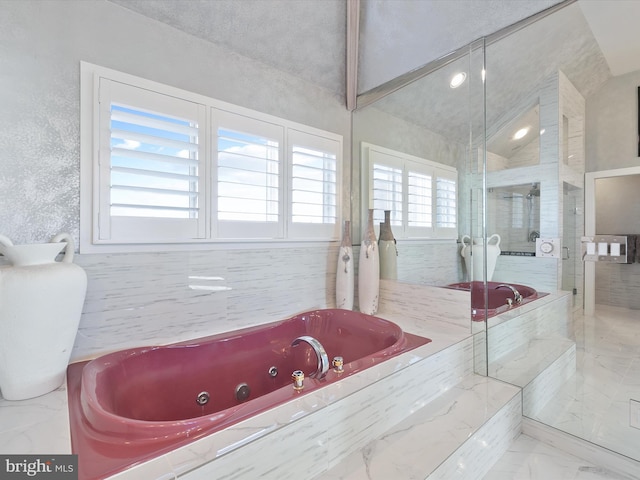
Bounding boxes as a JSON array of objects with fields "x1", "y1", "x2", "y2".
[
  {"x1": 67, "y1": 309, "x2": 431, "y2": 479},
  {"x1": 445, "y1": 281, "x2": 548, "y2": 320}
]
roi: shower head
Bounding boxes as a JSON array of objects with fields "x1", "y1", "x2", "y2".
[{"x1": 526, "y1": 183, "x2": 540, "y2": 198}]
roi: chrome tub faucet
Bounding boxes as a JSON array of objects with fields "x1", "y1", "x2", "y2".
[{"x1": 495, "y1": 283, "x2": 523, "y2": 305}]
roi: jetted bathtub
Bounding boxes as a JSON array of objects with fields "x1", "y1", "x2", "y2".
[
  {"x1": 67, "y1": 309, "x2": 431, "y2": 479},
  {"x1": 445, "y1": 281, "x2": 548, "y2": 321}
]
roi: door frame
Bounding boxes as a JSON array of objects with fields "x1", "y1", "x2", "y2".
[{"x1": 584, "y1": 166, "x2": 640, "y2": 314}]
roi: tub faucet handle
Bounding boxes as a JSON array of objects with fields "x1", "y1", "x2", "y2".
[
  {"x1": 292, "y1": 370, "x2": 305, "y2": 390},
  {"x1": 291, "y1": 335, "x2": 330, "y2": 379},
  {"x1": 332, "y1": 356, "x2": 344, "y2": 373}
]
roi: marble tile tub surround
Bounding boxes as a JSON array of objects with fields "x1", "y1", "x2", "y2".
[
  {"x1": 323, "y1": 376, "x2": 522, "y2": 480},
  {"x1": 487, "y1": 291, "x2": 575, "y2": 417},
  {"x1": 487, "y1": 290, "x2": 572, "y2": 364},
  {"x1": 175, "y1": 332, "x2": 474, "y2": 480}
]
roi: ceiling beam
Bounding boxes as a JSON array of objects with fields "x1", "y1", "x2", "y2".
[{"x1": 346, "y1": 0, "x2": 359, "y2": 111}]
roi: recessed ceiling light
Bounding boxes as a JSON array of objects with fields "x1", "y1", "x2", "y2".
[
  {"x1": 450, "y1": 72, "x2": 466, "y2": 89},
  {"x1": 513, "y1": 127, "x2": 529, "y2": 140},
  {"x1": 540, "y1": 128, "x2": 546, "y2": 135}
]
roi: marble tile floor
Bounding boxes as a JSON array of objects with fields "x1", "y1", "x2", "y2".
[
  {"x1": 528, "y1": 305, "x2": 640, "y2": 464},
  {"x1": 483, "y1": 434, "x2": 637, "y2": 480}
]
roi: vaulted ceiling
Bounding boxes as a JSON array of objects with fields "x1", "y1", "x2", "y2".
[
  {"x1": 107, "y1": 0, "x2": 640, "y2": 146},
  {"x1": 107, "y1": 0, "x2": 570, "y2": 98}
]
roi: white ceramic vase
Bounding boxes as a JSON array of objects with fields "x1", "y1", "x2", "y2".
[
  {"x1": 460, "y1": 233, "x2": 501, "y2": 281},
  {"x1": 0, "y1": 233, "x2": 87, "y2": 400},
  {"x1": 379, "y1": 210, "x2": 398, "y2": 280},
  {"x1": 336, "y1": 220, "x2": 354, "y2": 310},
  {"x1": 358, "y1": 209, "x2": 380, "y2": 315}
]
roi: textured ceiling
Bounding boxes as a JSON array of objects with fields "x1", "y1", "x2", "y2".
[
  {"x1": 368, "y1": 2, "x2": 611, "y2": 146},
  {"x1": 108, "y1": 0, "x2": 347, "y2": 96},
  {"x1": 358, "y1": 0, "x2": 563, "y2": 92},
  {"x1": 107, "y1": 0, "x2": 624, "y2": 149},
  {"x1": 107, "y1": 0, "x2": 563, "y2": 100}
]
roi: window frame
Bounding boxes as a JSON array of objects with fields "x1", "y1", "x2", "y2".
[
  {"x1": 80, "y1": 62, "x2": 342, "y2": 253},
  {"x1": 362, "y1": 142, "x2": 458, "y2": 240}
]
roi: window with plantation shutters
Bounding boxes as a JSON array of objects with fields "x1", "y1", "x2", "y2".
[
  {"x1": 364, "y1": 142, "x2": 457, "y2": 240},
  {"x1": 288, "y1": 129, "x2": 340, "y2": 238},
  {"x1": 97, "y1": 78, "x2": 206, "y2": 242},
  {"x1": 214, "y1": 109, "x2": 284, "y2": 239},
  {"x1": 407, "y1": 169, "x2": 432, "y2": 228},
  {"x1": 369, "y1": 149, "x2": 403, "y2": 228},
  {"x1": 81, "y1": 63, "x2": 342, "y2": 250},
  {"x1": 435, "y1": 170, "x2": 457, "y2": 236}
]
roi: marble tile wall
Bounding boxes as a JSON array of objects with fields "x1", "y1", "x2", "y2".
[
  {"x1": 492, "y1": 256, "x2": 558, "y2": 292},
  {"x1": 395, "y1": 241, "x2": 462, "y2": 286},
  {"x1": 595, "y1": 263, "x2": 640, "y2": 310},
  {"x1": 70, "y1": 241, "x2": 466, "y2": 362},
  {"x1": 73, "y1": 245, "x2": 339, "y2": 361},
  {"x1": 378, "y1": 279, "x2": 470, "y2": 331},
  {"x1": 485, "y1": 69, "x2": 586, "y2": 302}
]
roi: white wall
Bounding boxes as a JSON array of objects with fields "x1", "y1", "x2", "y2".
[
  {"x1": 595, "y1": 175, "x2": 640, "y2": 234},
  {"x1": 586, "y1": 70, "x2": 640, "y2": 308},
  {"x1": 586, "y1": 70, "x2": 640, "y2": 172},
  {"x1": 0, "y1": 0, "x2": 351, "y2": 360}
]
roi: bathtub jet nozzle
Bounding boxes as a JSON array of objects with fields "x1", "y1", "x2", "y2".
[
  {"x1": 292, "y1": 370, "x2": 305, "y2": 390},
  {"x1": 196, "y1": 391, "x2": 210, "y2": 406}
]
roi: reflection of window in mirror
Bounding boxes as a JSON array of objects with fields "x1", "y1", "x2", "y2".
[
  {"x1": 363, "y1": 143, "x2": 457, "y2": 240},
  {"x1": 486, "y1": 102, "x2": 540, "y2": 172}
]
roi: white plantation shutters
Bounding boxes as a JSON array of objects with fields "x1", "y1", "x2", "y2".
[
  {"x1": 407, "y1": 169, "x2": 433, "y2": 228},
  {"x1": 214, "y1": 110, "x2": 284, "y2": 239},
  {"x1": 98, "y1": 79, "x2": 206, "y2": 242},
  {"x1": 84, "y1": 63, "x2": 342, "y2": 248},
  {"x1": 213, "y1": 113, "x2": 340, "y2": 239},
  {"x1": 370, "y1": 149, "x2": 403, "y2": 228},
  {"x1": 365, "y1": 143, "x2": 457, "y2": 239},
  {"x1": 435, "y1": 170, "x2": 457, "y2": 236},
  {"x1": 288, "y1": 129, "x2": 339, "y2": 238}
]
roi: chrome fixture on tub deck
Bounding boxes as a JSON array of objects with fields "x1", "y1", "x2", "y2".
[
  {"x1": 291, "y1": 335, "x2": 329, "y2": 379},
  {"x1": 292, "y1": 370, "x2": 304, "y2": 390},
  {"x1": 495, "y1": 283, "x2": 523, "y2": 305},
  {"x1": 332, "y1": 356, "x2": 344, "y2": 373}
]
